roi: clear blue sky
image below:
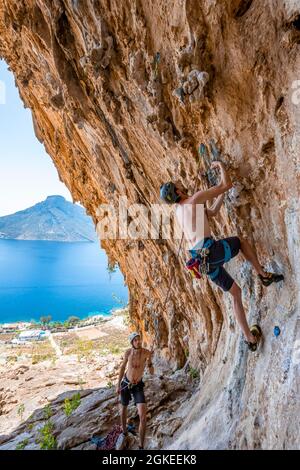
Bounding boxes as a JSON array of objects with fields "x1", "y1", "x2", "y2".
[{"x1": 0, "y1": 59, "x2": 71, "y2": 216}]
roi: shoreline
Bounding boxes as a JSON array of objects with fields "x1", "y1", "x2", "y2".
[
  {"x1": 0, "y1": 237, "x2": 97, "y2": 244},
  {"x1": 0, "y1": 305, "x2": 128, "y2": 329},
  {"x1": 0, "y1": 307, "x2": 131, "y2": 438}
]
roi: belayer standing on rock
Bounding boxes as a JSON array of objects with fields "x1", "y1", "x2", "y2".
[
  {"x1": 116, "y1": 332, "x2": 154, "y2": 449},
  {"x1": 160, "y1": 161, "x2": 284, "y2": 351}
]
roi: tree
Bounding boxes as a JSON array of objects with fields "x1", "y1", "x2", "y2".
[
  {"x1": 68, "y1": 316, "x2": 80, "y2": 325},
  {"x1": 40, "y1": 316, "x2": 52, "y2": 328}
]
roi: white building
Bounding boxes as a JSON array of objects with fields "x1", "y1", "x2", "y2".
[
  {"x1": 1, "y1": 324, "x2": 18, "y2": 331},
  {"x1": 0, "y1": 322, "x2": 32, "y2": 332},
  {"x1": 16, "y1": 330, "x2": 49, "y2": 342}
]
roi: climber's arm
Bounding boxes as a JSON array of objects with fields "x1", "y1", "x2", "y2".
[
  {"x1": 206, "y1": 193, "x2": 225, "y2": 217},
  {"x1": 191, "y1": 162, "x2": 232, "y2": 204},
  {"x1": 116, "y1": 349, "x2": 130, "y2": 394}
]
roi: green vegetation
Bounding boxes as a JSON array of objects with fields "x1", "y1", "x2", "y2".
[
  {"x1": 17, "y1": 403, "x2": 25, "y2": 421},
  {"x1": 16, "y1": 439, "x2": 29, "y2": 450},
  {"x1": 106, "y1": 380, "x2": 113, "y2": 388},
  {"x1": 64, "y1": 393, "x2": 81, "y2": 417},
  {"x1": 43, "y1": 404, "x2": 52, "y2": 420},
  {"x1": 107, "y1": 260, "x2": 118, "y2": 278},
  {"x1": 31, "y1": 340, "x2": 56, "y2": 364},
  {"x1": 189, "y1": 367, "x2": 200, "y2": 380},
  {"x1": 122, "y1": 308, "x2": 131, "y2": 327},
  {"x1": 40, "y1": 316, "x2": 52, "y2": 327},
  {"x1": 67, "y1": 316, "x2": 80, "y2": 325},
  {"x1": 77, "y1": 376, "x2": 86, "y2": 390},
  {"x1": 110, "y1": 345, "x2": 120, "y2": 354},
  {"x1": 75, "y1": 339, "x2": 93, "y2": 361},
  {"x1": 7, "y1": 355, "x2": 18, "y2": 364},
  {"x1": 98, "y1": 341, "x2": 127, "y2": 356},
  {"x1": 38, "y1": 421, "x2": 57, "y2": 450},
  {"x1": 31, "y1": 353, "x2": 53, "y2": 365}
]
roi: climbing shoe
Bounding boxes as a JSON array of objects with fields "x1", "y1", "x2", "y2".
[
  {"x1": 246, "y1": 324, "x2": 262, "y2": 352},
  {"x1": 259, "y1": 272, "x2": 284, "y2": 286}
]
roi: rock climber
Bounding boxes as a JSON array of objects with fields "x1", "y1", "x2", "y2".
[
  {"x1": 116, "y1": 332, "x2": 154, "y2": 449},
  {"x1": 160, "y1": 161, "x2": 284, "y2": 351}
]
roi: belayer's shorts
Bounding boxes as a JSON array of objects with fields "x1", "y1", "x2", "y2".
[
  {"x1": 193, "y1": 236, "x2": 241, "y2": 292},
  {"x1": 120, "y1": 376, "x2": 146, "y2": 406}
]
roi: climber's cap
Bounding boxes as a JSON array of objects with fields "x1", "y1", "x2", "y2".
[
  {"x1": 160, "y1": 182, "x2": 181, "y2": 204},
  {"x1": 129, "y1": 332, "x2": 140, "y2": 345}
]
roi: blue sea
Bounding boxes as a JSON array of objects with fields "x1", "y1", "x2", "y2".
[{"x1": 0, "y1": 239, "x2": 128, "y2": 323}]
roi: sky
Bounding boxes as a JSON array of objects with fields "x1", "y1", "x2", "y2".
[{"x1": 0, "y1": 59, "x2": 71, "y2": 216}]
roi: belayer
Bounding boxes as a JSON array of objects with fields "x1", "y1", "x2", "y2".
[
  {"x1": 116, "y1": 333, "x2": 154, "y2": 449},
  {"x1": 160, "y1": 161, "x2": 284, "y2": 351}
]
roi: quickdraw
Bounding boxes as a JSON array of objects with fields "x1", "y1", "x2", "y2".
[{"x1": 186, "y1": 239, "x2": 232, "y2": 281}]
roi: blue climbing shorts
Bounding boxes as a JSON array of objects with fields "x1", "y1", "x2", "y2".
[
  {"x1": 120, "y1": 375, "x2": 146, "y2": 406},
  {"x1": 207, "y1": 236, "x2": 241, "y2": 291},
  {"x1": 190, "y1": 236, "x2": 241, "y2": 292}
]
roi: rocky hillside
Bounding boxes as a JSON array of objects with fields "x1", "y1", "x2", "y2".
[
  {"x1": 0, "y1": 195, "x2": 97, "y2": 242},
  {"x1": 0, "y1": 0, "x2": 299, "y2": 449}
]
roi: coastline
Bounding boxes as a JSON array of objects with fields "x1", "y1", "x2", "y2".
[
  {"x1": 0, "y1": 305, "x2": 129, "y2": 329},
  {"x1": 0, "y1": 306, "x2": 130, "y2": 437}
]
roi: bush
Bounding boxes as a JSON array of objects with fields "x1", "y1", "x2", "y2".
[
  {"x1": 40, "y1": 316, "x2": 52, "y2": 326},
  {"x1": 68, "y1": 316, "x2": 80, "y2": 325},
  {"x1": 122, "y1": 308, "x2": 131, "y2": 327},
  {"x1": 109, "y1": 345, "x2": 120, "y2": 354},
  {"x1": 43, "y1": 404, "x2": 52, "y2": 420},
  {"x1": 189, "y1": 367, "x2": 200, "y2": 380},
  {"x1": 17, "y1": 404, "x2": 25, "y2": 421},
  {"x1": 7, "y1": 355, "x2": 18, "y2": 364},
  {"x1": 16, "y1": 439, "x2": 29, "y2": 450},
  {"x1": 107, "y1": 260, "x2": 118, "y2": 275},
  {"x1": 38, "y1": 421, "x2": 57, "y2": 450},
  {"x1": 76, "y1": 339, "x2": 93, "y2": 361},
  {"x1": 64, "y1": 393, "x2": 81, "y2": 417},
  {"x1": 77, "y1": 377, "x2": 86, "y2": 390},
  {"x1": 32, "y1": 354, "x2": 52, "y2": 365}
]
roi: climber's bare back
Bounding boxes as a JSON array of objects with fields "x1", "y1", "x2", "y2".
[
  {"x1": 125, "y1": 347, "x2": 151, "y2": 384},
  {"x1": 176, "y1": 197, "x2": 212, "y2": 249}
]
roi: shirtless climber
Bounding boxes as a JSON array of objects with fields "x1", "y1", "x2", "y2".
[
  {"x1": 160, "y1": 161, "x2": 284, "y2": 351},
  {"x1": 117, "y1": 332, "x2": 154, "y2": 449}
]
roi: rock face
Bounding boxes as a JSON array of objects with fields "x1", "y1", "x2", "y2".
[
  {"x1": 0, "y1": 368, "x2": 195, "y2": 450},
  {"x1": 0, "y1": 0, "x2": 299, "y2": 449},
  {"x1": 0, "y1": 195, "x2": 97, "y2": 241}
]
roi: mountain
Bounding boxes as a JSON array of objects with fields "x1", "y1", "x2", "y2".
[{"x1": 0, "y1": 196, "x2": 97, "y2": 242}]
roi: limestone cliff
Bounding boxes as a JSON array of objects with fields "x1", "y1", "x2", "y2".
[{"x1": 0, "y1": 0, "x2": 299, "y2": 449}]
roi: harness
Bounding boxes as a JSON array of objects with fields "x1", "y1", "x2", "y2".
[
  {"x1": 121, "y1": 376, "x2": 141, "y2": 392},
  {"x1": 186, "y1": 238, "x2": 232, "y2": 280}
]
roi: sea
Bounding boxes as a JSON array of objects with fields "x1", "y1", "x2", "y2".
[{"x1": 0, "y1": 239, "x2": 128, "y2": 323}]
